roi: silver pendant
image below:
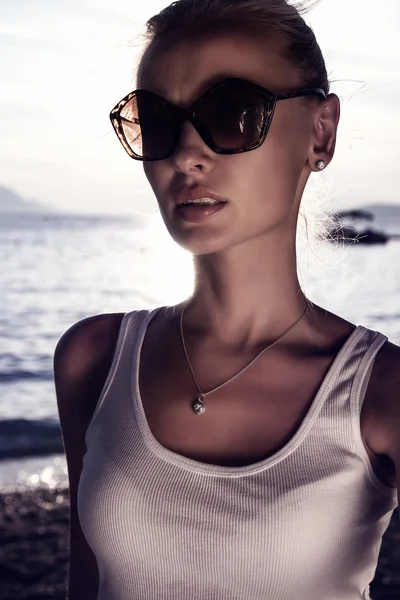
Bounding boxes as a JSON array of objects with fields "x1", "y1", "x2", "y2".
[{"x1": 192, "y1": 395, "x2": 205, "y2": 415}]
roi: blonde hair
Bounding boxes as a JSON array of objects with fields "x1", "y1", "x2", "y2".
[{"x1": 137, "y1": 0, "x2": 329, "y2": 97}]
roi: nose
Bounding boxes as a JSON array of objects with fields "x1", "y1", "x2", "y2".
[{"x1": 172, "y1": 120, "x2": 214, "y2": 175}]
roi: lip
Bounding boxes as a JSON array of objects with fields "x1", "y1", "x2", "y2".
[{"x1": 175, "y1": 186, "x2": 228, "y2": 206}]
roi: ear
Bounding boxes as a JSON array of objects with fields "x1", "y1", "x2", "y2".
[{"x1": 307, "y1": 93, "x2": 341, "y2": 171}]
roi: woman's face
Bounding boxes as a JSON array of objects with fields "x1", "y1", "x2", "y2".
[{"x1": 138, "y1": 30, "x2": 327, "y2": 256}]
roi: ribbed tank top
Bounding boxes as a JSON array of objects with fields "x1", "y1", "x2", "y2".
[{"x1": 77, "y1": 308, "x2": 398, "y2": 600}]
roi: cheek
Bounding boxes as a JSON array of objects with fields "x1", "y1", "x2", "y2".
[
  {"x1": 269, "y1": 107, "x2": 308, "y2": 162},
  {"x1": 233, "y1": 141, "x2": 301, "y2": 208},
  {"x1": 143, "y1": 163, "x2": 172, "y2": 206},
  {"x1": 224, "y1": 117, "x2": 307, "y2": 228},
  {"x1": 143, "y1": 162, "x2": 161, "y2": 190},
  {"x1": 254, "y1": 113, "x2": 308, "y2": 196}
]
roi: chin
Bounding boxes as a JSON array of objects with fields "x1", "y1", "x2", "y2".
[{"x1": 165, "y1": 223, "x2": 234, "y2": 256}]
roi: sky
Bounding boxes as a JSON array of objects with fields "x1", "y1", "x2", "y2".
[{"x1": 1, "y1": 0, "x2": 399, "y2": 215}]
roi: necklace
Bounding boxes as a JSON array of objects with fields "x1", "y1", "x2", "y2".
[{"x1": 180, "y1": 299, "x2": 309, "y2": 415}]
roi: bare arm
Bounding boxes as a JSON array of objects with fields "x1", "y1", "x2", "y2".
[{"x1": 54, "y1": 313, "x2": 124, "y2": 600}]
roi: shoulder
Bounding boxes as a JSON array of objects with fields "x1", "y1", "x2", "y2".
[
  {"x1": 370, "y1": 338, "x2": 400, "y2": 392},
  {"x1": 54, "y1": 312, "x2": 126, "y2": 379},
  {"x1": 53, "y1": 312, "x2": 126, "y2": 432},
  {"x1": 367, "y1": 337, "x2": 400, "y2": 461}
]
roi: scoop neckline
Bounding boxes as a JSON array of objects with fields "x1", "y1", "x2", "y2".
[{"x1": 131, "y1": 307, "x2": 363, "y2": 477}]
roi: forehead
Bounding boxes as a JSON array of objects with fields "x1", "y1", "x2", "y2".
[{"x1": 137, "y1": 30, "x2": 301, "y2": 106}]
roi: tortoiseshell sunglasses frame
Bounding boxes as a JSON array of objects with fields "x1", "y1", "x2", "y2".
[{"x1": 109, "y1": 77, "x2": 327, "y2": 161}]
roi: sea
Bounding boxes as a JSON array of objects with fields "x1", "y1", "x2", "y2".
[{"x1": 1, "y1": 207, "x2": 400, "y2": 493}]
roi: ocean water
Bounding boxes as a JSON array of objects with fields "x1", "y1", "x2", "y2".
[{"x1": 1, "y1": 209, "x2": 400, "y2": 492}]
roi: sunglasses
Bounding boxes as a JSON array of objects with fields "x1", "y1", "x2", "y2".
[{"x1": 110, "y1": 77, "x2": 326, "y2": 162}]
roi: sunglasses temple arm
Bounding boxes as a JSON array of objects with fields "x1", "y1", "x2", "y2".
[{"x1": 276, "y1": 89, "x2": 327, "y2": 101}]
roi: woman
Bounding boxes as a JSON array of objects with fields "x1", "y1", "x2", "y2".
[{"x1": 54, "y1": 1, "x2": 399, "y2": 598}]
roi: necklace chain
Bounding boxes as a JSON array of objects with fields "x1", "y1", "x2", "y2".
[{"x1": 180, "y1": 299, "x2": 309, "y2": 410}]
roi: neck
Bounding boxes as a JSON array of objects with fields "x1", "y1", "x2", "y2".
[{"x1": 184, "y1": 233, "x2": 309, "y2": 346}]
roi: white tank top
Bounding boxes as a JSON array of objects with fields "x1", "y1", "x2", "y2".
[{"x1": 77, "y1": 308, "x2": 398, "y2": 600}]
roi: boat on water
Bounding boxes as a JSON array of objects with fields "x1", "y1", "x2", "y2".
[{"x1": 328, "y1": 209, "x2": 390, "y2": 245}]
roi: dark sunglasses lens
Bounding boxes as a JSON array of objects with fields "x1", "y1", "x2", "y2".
[
  {"x1": 119, "y1": 91, "x2": 179, "y2": 160},
  {"x1": 198, "y1": 81, "x2": 270, "y2": 151}
]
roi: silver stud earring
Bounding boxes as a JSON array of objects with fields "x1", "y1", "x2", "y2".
[{"x1": 316, "y1": 160, "x2": 326, "y2": 170}]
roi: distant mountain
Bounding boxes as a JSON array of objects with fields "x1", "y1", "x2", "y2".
[{"x1": 0, "y1": 185, "x2": 50, "y2": 213}]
